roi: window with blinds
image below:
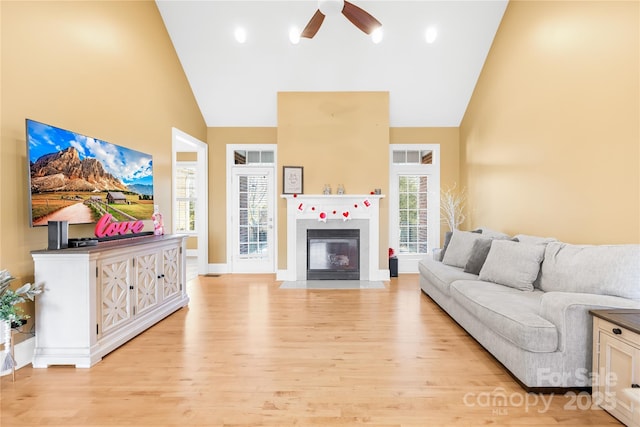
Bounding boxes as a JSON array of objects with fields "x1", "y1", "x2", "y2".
[{"x1": 175, "y1": 164, "x2": 197, "y2": 233}]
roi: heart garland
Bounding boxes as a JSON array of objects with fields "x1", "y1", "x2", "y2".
[{"x1": 294, "y1": 198, "x2": 372, "y2": 222}]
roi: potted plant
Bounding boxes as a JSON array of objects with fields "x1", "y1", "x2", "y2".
[{"x1": 0, "y1": 269, "x2": 43, "y2": 372}]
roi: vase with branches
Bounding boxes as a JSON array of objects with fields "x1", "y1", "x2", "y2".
[{"x1": 440, "y1": 183, "x2": 467, "y2": 232}]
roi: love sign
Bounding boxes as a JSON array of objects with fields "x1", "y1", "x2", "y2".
[{"x1": 95, "y1": 213, "x2": 145, "y2": 238}]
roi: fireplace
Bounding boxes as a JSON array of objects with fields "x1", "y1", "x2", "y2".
[
  {"x1": 279, "y1": 194, "x2": 386, "y2": 282},
  {"x1": 307, "y1": 229, "x2": 360, "y2": 280}
]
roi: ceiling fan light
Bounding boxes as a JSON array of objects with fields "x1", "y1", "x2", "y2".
[
  {"x1": 318, "y1": 0, "x2": 344, "y2": 16},
  {"x1": 289, "y1": 27, "x2": 301, "y2": 44},
  {"x1": 371, "y1": 27, "x2": 383, "y2": 44}
]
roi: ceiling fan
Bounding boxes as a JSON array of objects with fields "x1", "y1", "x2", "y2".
[{"x1": 301, "y1": 0, "x2": 382, "y2": 39}]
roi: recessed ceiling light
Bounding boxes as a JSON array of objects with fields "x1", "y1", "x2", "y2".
[
  {"x1": 289, "y1": 26, "x2": 301, "y2": 44},
  {"x1": 425, "y1": 26, "x2": 438, "y2": 44},
  {"x1": 371, "y1": 27, "x2": 383, "y2": 44},
  {"x1": 234, "y1": 27, "x2": 247, "y2": 44}
]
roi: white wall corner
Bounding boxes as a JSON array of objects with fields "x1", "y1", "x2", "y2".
[
  {"x1": 377, "y1": 269, "x2": 391, "y2": 281},
  {"x1": 276, "y1": 270, "x2": 295, "y2": 281},
  {"x1": 208, "y1": 263, "x2": 229, "y2": 274}
]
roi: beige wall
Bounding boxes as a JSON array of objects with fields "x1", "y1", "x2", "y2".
[
  {"x1": 390, "y1": 127, "x2": 461, "y2": 240},
  {"x1": 207, "y1": 122, "x2": 460, "y2": 268},
  {"x1": 207, "y1": 127, "x2": 278, "y2": 264},
  {"x1": 277, "y1": 92, "x2": 390, "y2": 269},
  {"x1": 1, "y1": 0, "x2": 206, "y2": 327},
  {"x1": 460, "y1": 0, "x2": 639, "y2": 244}
]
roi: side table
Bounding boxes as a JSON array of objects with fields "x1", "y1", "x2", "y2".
[
  {"x1": 1, "y1": 321, "x2": 18, "y2": 382},
  {"x1": 590, "y1": 309, "x2": 640, "y2": 427}
]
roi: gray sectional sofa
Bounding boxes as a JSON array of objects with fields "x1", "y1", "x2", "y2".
[{"x1": 419, "y1": 229, "x2": 640, "y2": 389}]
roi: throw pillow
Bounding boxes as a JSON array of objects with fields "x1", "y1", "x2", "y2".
[
  {"x1": 463, "y1": 238, "x2": 493, "y2": 275},
  {"x1": 442, "y1": 230, "x2": 486, "y2": 268},
  {"x1": 476, "y1": 227, "x2": 511, "y2": 240},
  {"x1": 438, "y1": 231, "x2": 453, "y2": 261},
  {"x1": 478, "y1": 240, "x2": 545, "y2": 291}
]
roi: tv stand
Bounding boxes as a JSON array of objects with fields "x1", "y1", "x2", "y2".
[{"x1": 31, "y1": 234, "x2": 188, "y2": 368}]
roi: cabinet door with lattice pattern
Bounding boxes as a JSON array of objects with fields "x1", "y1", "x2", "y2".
[
  {"x1": 162, "y1": 246, "x2": 180, "y2": 301},
  {"x1": 134, "y1": 252, "x2": 159, "y2": 316},
  {"x1": 99, "y1": 257, "x2": 132, "y2": 336}
]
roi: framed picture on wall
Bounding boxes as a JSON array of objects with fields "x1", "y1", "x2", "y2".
[{"x1": 283, "y1": 166, "x2": 303, "y2": 194}]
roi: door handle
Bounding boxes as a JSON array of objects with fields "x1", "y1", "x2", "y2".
[{"x1": 612, "y1": 328, "x2": 622, "y2": 335}]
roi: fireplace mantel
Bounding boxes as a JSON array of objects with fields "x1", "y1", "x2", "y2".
[{"x1": 277, "y1": 194, "x2": 388, "y2": 281}]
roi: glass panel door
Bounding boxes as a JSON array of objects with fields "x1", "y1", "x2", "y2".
[
  {"x1": 231, "y1": 168, "x2": 275, "y2": 272},
  {"x1": 398, "y1": 175, "x2": 429, "y2": 254}
]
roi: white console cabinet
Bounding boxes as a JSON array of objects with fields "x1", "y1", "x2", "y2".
[{"x1": 31, "y1": 234, "x2": 189, "y2": 368}]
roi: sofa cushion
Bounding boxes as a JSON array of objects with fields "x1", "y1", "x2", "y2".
[
  {"x1": 450, "y1": 280, "x2": 558, "y2": 353},
  {"x1": 478, "y1": 240, "x2": 545, "y2": 291},
  {"x1": 540, "y1": 242, "x2": 640, "y2": 299},
  {"x1": 442, "y1": 230, "x2": 486, "y2": 268},
  {"x1": 418, "y1": 258, "x2": 479, "y2": 296},
  {"x1": 464, "y1": 238, "x2": 493, "y2": 275}
]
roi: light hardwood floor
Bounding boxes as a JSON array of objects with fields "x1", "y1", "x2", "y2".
[{"x1": 1, "y1": 274, "x2": 621, "y2": 426}]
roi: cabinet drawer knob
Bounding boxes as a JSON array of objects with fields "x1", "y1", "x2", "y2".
[{"x1": 612, "y1": 328, "x2": 622, "y2": 335}]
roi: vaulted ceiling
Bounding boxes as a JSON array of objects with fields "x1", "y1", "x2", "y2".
[{"x1": 156, "y1": 1, "x2": 508, "y2": 127}]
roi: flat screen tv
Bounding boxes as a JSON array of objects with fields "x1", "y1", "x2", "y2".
[{"x1": 26, "y1": 119, "x2": 154, "y2": 228}]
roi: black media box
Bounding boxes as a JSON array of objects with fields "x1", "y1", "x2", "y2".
[{"x1": 68, "y1": 238, "x2": 98, "y2": 248}]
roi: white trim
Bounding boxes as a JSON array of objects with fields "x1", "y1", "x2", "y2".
[
  {"x1": 208, "y1": 263, "x2": 229, "y2": 274},
  {"x1": 172, "y1": 128, "x2": 209, "y2": 276},
  {"x1": 388, "y1": 144, "x2": 441, "y2": 273},
  {"x1": 186, "y1": 249, "x2": 198, "y2": 257},
  {"x1": 226, "y1": 144, "x2": 278, "y2": 274}
]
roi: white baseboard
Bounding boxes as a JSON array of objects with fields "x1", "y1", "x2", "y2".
[
  {"x1": 276, "y1": 270, "x2": 294, "y2": 281},
  {"x1": 208, "y1": 263, "x2": 228, "y2": 274},
  {"x1": 376, "y1": 269, "x2": 391, "y2": 281}
]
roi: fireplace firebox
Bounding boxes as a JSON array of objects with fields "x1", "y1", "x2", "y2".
[{"x1": 307, "y1": 229, "x2": 360, "y2": 280}]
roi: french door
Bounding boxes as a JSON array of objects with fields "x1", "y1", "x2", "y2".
[{"x1": 230, "y1": 168, "x2": 275, "y2": 273}]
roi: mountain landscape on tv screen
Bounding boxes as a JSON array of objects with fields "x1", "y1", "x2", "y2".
[
  {"x1": 27, "y1": 119, "x2": 155, "y2": 226},
  {"x1": 30, "y1": 147, "x2": 128, "y2": 192}
]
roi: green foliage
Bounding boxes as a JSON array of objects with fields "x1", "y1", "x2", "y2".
[{"x1": 0, "y1": 270, "x2": 44, "y2": 323}]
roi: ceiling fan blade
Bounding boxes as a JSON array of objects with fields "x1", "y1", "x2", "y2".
[
  {"x1": 341, "y1": 1, "x2": 381, "y2": 35},
  {"x1": 301, "y1": 9, "x2": 326, "y2": 39}
]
